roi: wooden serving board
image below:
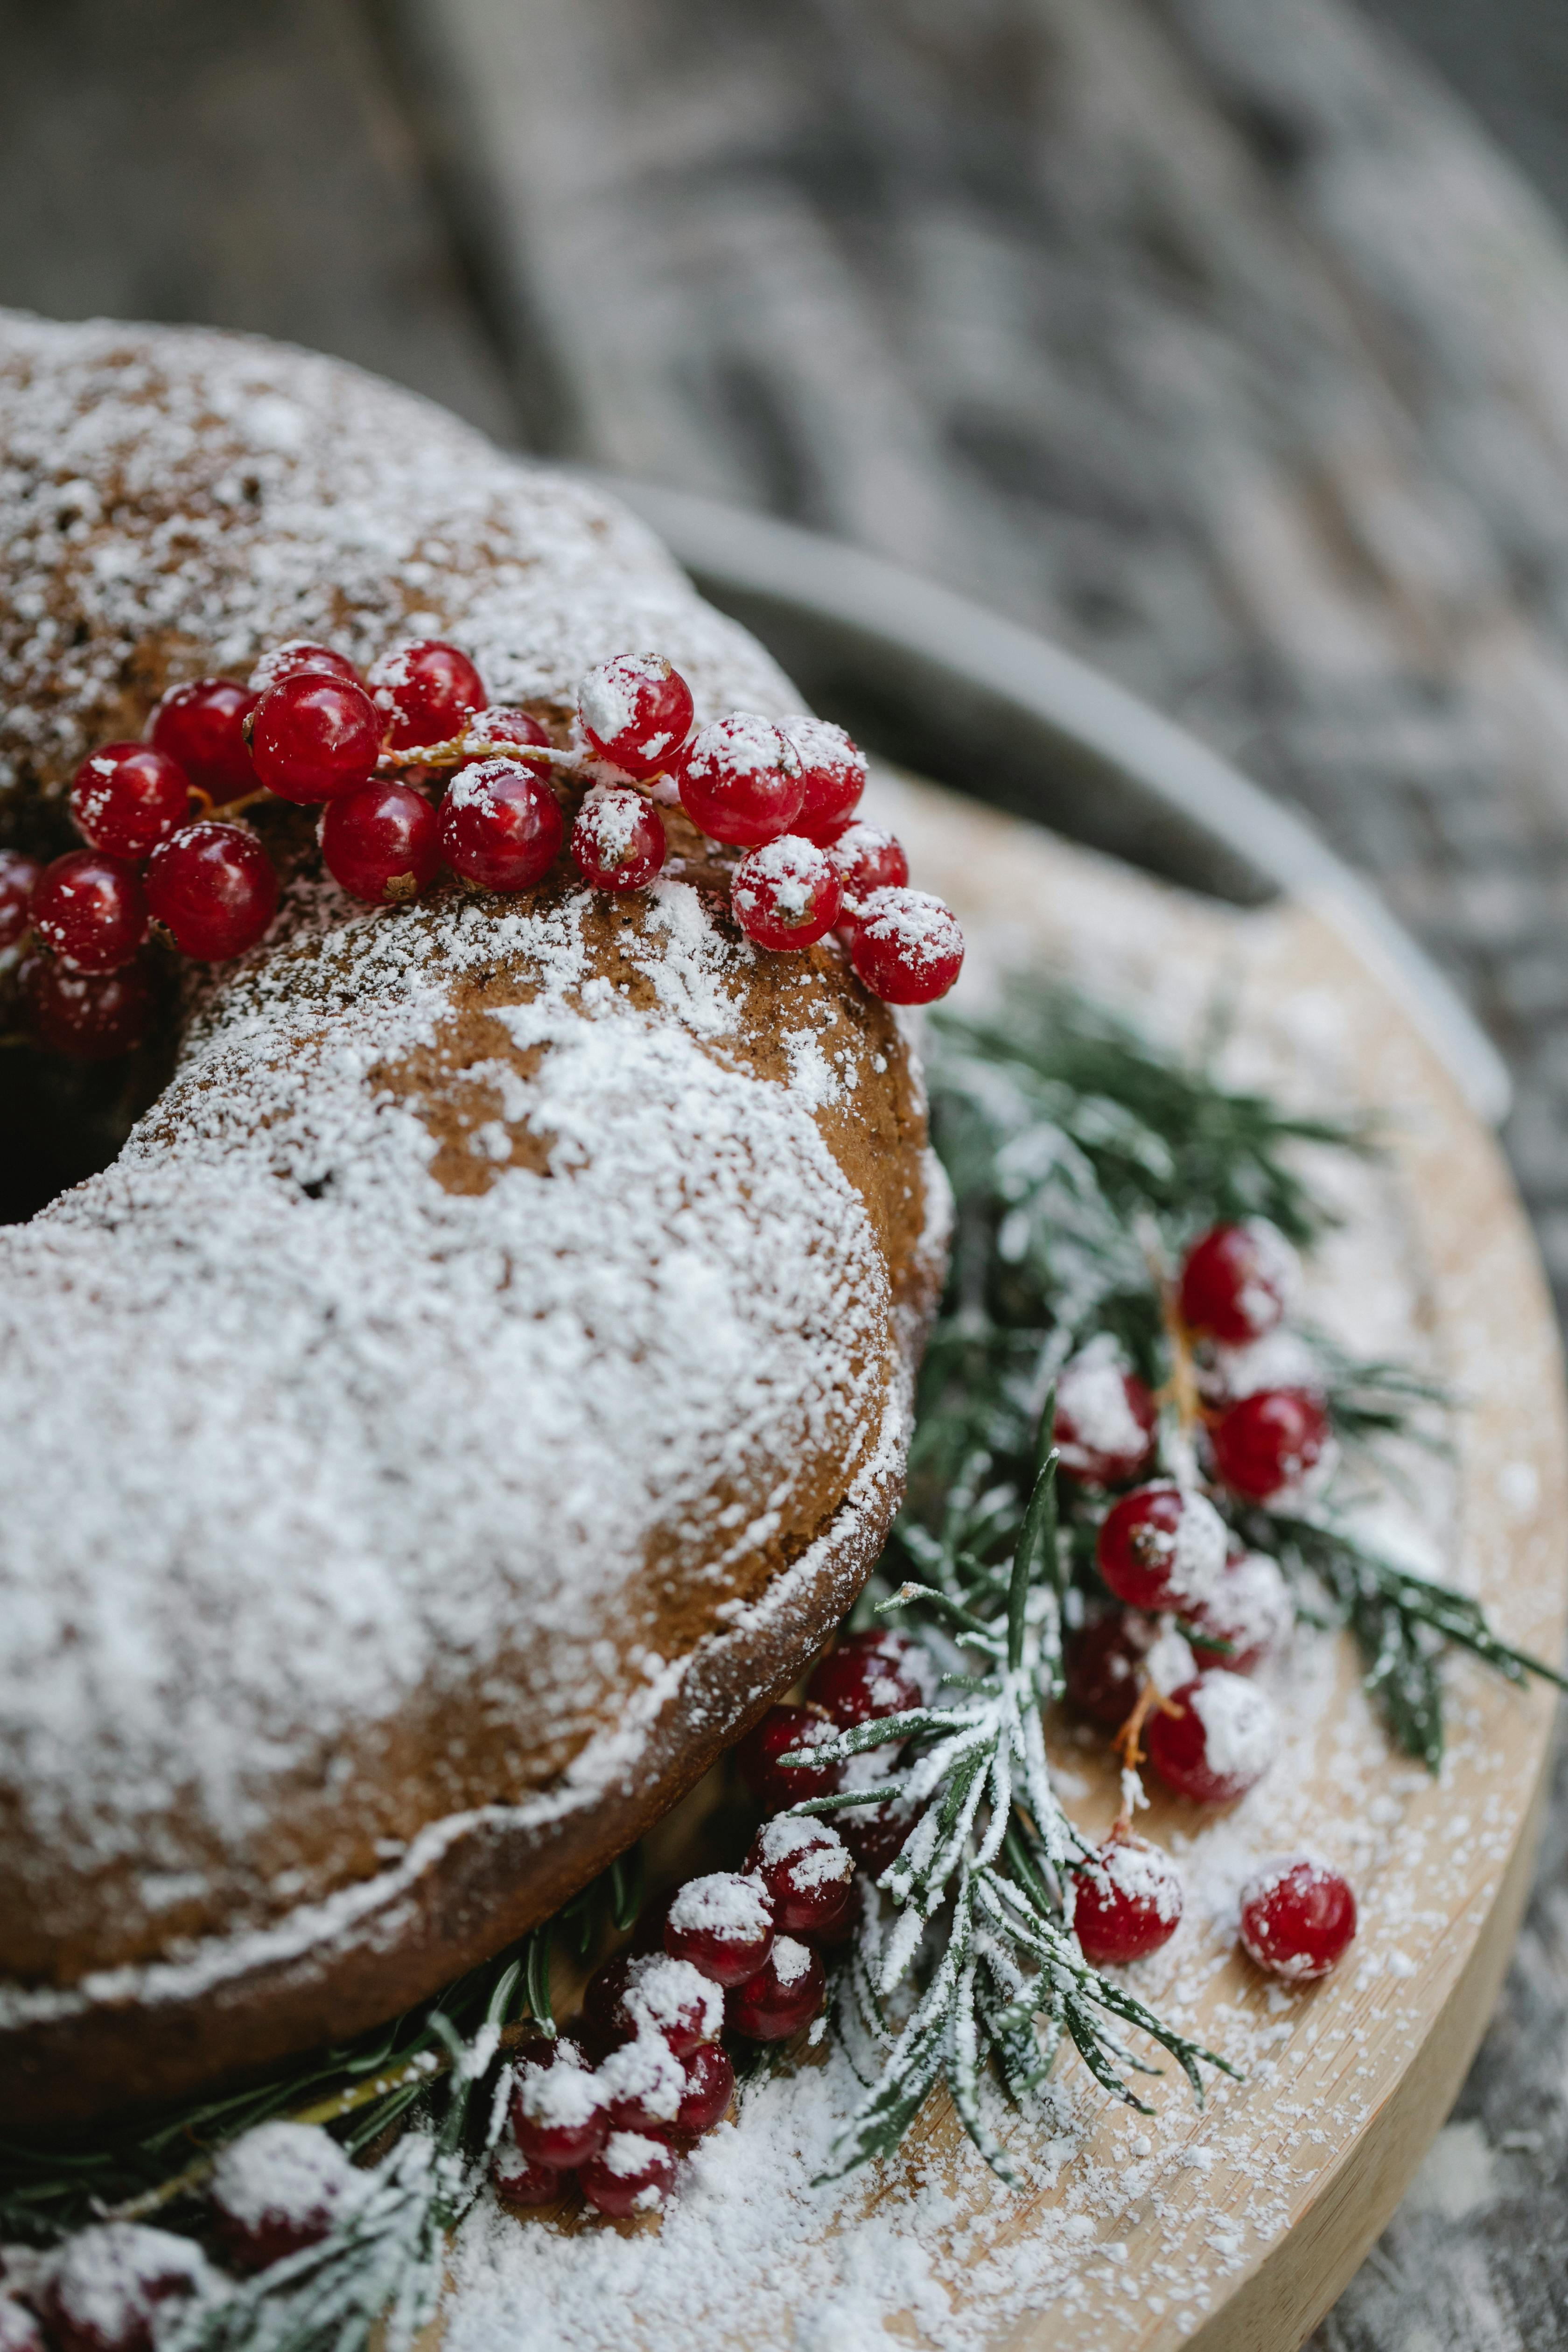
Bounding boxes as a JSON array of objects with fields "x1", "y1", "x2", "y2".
[{"x1": 445, "y1": 776, "x2": 1568, "y2": 2352}]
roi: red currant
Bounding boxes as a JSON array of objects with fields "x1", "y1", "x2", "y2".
[
  {"x1": 145, "y1": 823, "x2": 278, "y2": 960},
  {"x1": 1063, "y1": 1612, "x2": 1147, "y2": 1730},
  {"x1": 664, "y1": 1871, "x2": 775, "y2": 1986},
  {"x1": 1179, "y1": 1221, "x2": 1297, "y2": 1345},
  {"x1": 248, "y1": 640, "x2": 361, "y2": 694},
  {"x1": 0, "y1": 850, "x2": 42, "y2": 952},
  {"x1": 808, "y1": 1629, "x2": 927, "y2": 1731},
  {"x1": 30, "y1": 851, "x2": 148, "y2": 973},
  {"x1": 732, "y1": 835, "x2": 841, "y2": 950},
  {"x1": 1184, "y1": 1549, "x2": 1293, "y2": 1674},
  {"x1": 1210, "y1": 1388, "x2": 1330, "y2": 1502},
  {"x1": 150, "y1": 678, "x2": 259, "y2": 805},
  {"x1": 41, "y1": 2225, "x2": 207, "y2": 2352},
  {"x1": 839, "y1": 1796, "x2": 912, "y2": 1878},
  {"x1": 491, "y1": 2137, "x2": 562, "y2": 2209},
  {"x1": 0, "y1": 2297, "x2": 43, "y2": 2352},
  {"x1": 579, "y1": 653, "x2": 694, "y2": 779},
  {"x1": 70, "y1": 744, "x2": 189, "y2": 861},
  {"x1": 678, "y1": 714, "x2": 804, "y2": 845},
  {"x1": 1145, "y1": 1671, "x2": 1279, "y2": 1805},
  {"x1": 579, "y1": 2130, "x2": 678, "y2": 2218},
  {"x1": 782, "y1": 716, "x2": 866, "y2": 841},
  {"x1": 511, "y1": 2052, "x2": 608, "y2": 2170},
  {"x1": 207, "y1": 2121, "x2": 357, "y2": 2274},
  {"x1": 1054, "y1": 1345, "x2": 1158, "y2": 1486},
  {"x1": 744, "y1": 1815, "x2": 855, "y2": 1937},
  {"x1": 369, "y1": 640, "x2": 487, "y2": 750},
  {"x1": 584, "y1": 1953, "x2": 722, "y2": 2056},
  {"x1": 21, "y1": 953, "x2": 154, "y2": 1059},
  {"x1": 597, "y1": 2027, "x2": 687, "y2": 2134},
  {"x1": 726, "y1": 1936, "x2": 826, "y2": 2041},
  {"x1": 1096, "y1": 1484, "x2": 1227, "y2": 1613},
  {"x1": 848, "y1": 888, "x2": 964, "y2": 1005},
  {"x1": 1239, "y1": 1856, "x2": 1357, "y2": 1981},
  {"x1": 249, "y1": 673, "x2": 381, "y2": 805},
  {"x1": 826, "y1": 821, "x2": 908, "y2": 922},
  {"x1": 1072, "y1": 1834, "x2": 1184, "y2": 1966},
  {"x1": 571, "y1": 785, "x2": 666, "y2": 892},
  {"x1": 321, "y1": 782, "x2": 440, "y2": 905},
  {"x1": 673, "y1": 2039, "x2": 734, "y2": 2134},
  {"x1": 440, "y1": 757, "x2": 563, "y2": 892},
  {"x1": 472, "y1": 706, "x2": 551, "y2": 754},
  {"x1": 735, "y1": 1704, "x2": 842, "y2": 1813}
]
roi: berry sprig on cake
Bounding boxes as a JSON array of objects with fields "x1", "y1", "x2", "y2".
[{"x1": 0, "y1": 644, "x2": 963, "y2": 1059}]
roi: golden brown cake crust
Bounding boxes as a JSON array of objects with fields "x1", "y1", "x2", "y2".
[{"x1": 0, "y1": 316, "x2": 947, "y2": 2128}]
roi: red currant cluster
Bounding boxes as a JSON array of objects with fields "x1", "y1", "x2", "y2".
[{"x1": 0, "y1": 643, "x2": 963, "y2": 1062}]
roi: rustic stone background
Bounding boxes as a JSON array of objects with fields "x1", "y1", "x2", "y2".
[{"x1": 4, "y1": 1, "x2": 1568, "y2": 2339}]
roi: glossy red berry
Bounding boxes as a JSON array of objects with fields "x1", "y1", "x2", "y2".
[
  {"x1": 1239, "y1": 1856, "x2": 1358, "y2": 1982},
  {"x1": 732, "y1": 834, "x2": 841, "y2": 950},
  {"x1": 679, "y1": 713, "x2": 804, "y2": 845},
  {"x1": 150, "y1": 678, "x2": 259, "y2": 805},
  {"x1": 735, "y1": 1704, "x2": 842, "y2": 1813},
  {"x1": 839, "y1": 1795, "x2": 916, "y2": 1878},
  {"x1": 250, "y1": 672, "x2": 382, "y2": 805},
  {"x1": 370, "y1": 640, "x2": 487, "y2": 750},
  {"x1": 1096, "y1": 1484, "x2": 1227, "y2": 1614},
  {"x1": 664, "y1": 1871, "x2": 775, "y2": 1986},
  {"x1": 145, "y1": 823, "x2": 278, "y2": 960},
  {"x1": 30, "y1": 851, "x2": 148, "y2": 973},
  {"x1": 1053, "y1": 1344, "x2": 1158, "y2": 1486},
  {"x1": 579, "y1": 2130, "x2": 678, "y2": 2219},
  {"x1": 584, "y1": 1953, "x2": 722, "y2": 2056},
  {"x1": 207, "y1": 2121, "x2": 357, "y2": 2274},
  {"x1": 1209, "y1": 1388, "x2": 1331, "y2": 1503},
  {"x1": 491, "y1": 2137, "x2": 562, "y2": 2209},
  {"x1": 472, "y1": 706, "x2": 551, "y2": 754},
  {"x1": 782, "y1": 716, "x2": 866, "y2": 842},
  {"x1": 1063, "y1": 1612, "x2": 1146, "y2": 1730},
  {"x1": 1145, "y1": 1671, "x2": 1279, "y2": 1805},
  {"x1": 1179, "y1": 1220, "x2": 1297, "y2": 1346},
  {"x1": 322, "y1": 782, "x2": 440, "y2": 905},
  {"x1": 673, "y1": 2039, "x2": 735, "y2": 2134},
  {"x1": 726, "y1": 1936, "x2": 826, "y2": 2041},
  {"x1": 571, "y1": 785, "x2": 666, "y2": 891},
  {"x1": 248, "y1": 640, "x2": 361, "y2": 694},
  {"x1": 826, "y1": 820, "x2": 908, "y2": 922},
  {"x1": 21, "y1": 953, "x2": 154, "y2": 1059},
  {"x1": 848, "y1": 888, "x2": 964, "y2": 1006},
  {"x1": 744, "y1": 1814, "x2": 855, "y2": 1938},
  {"x1": 1184, "y1": 1549, "x2": 1293, "y2": 1674},
  {"x1": 511, "y1": 2052, "x2": 608, "y2": 2170},
  {"x1": 579, "y1": 653, "x2": 694, "y2": 780},
  {"x1": 42, "y1": 2224, "x2": 208, "y2": 2352},
  {"x1": 440, "y1": 757, "x2": 564, "y2": 892},
  {"x1": 0, "y1": 850, "x2": 42, "y2": 952},
  {"x1": 70, "y1": 744, "x2": 189, "y2": 861},
  {"x1": 1072, "y1": 1834, "x2": 1184, "y2": 1966},
  {"x1": 808, "y1": 1629, "x2": 927, "y2": 1731}
]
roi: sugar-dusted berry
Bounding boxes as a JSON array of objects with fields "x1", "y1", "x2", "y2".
[
  {"x1": 1096, "y1": 1484, "x2": 1227, "y2": 1614},
  {"x1": 735, "y1": 1704, "x2": 842, "y2": 1813},
  {"x1": 145, "y1": 823, "x2": 278, "y2": 960},
  {"x1": 0, "y1": 850, "x2": 42, "y2": 953},
  {"x1": 440, "y1": 757, "x2": 564, "y2": 892},
  {"x1": 1184, "y1": 1548, "x2": 1293, "y2": 1674},
  {"x1": 808, "y1": 1628, "x2": 928, "y2": 1732},
  {"x1": 1209, "y1": 1388, "x2": 1331, "y2": 1503},
  {"x1": 584, "y1": 1953, "x2": 722, "y2": 2056},
  {"x1": 249, "y1": 672, "x2": 382, "y2": 805},
  {"x1": 1053, "y1": 1338, "x2": 1157, "y2": 1486},
  {"x1": 673, "y1": 2039, "x2": 734, "y2": 2134},
  {"x1": 725, "y1": 1936, "x2": 826, "y2": 2042},
  {"x1": 571, "y1": 784, "x2": 665, "y2": 892},
  {"x1": 490, "y1": 2134, "x2": 562, "y2": 2210},
  {"x1": 150, "y1": 678, "x2": 258, "y2": 805},
  {"x1": 471, "y1": 706, "x2": 551, "y2": 754},
  {"x1": 1179, "y1": 1220, "x2": 1297, "y2": 1346},
  {"x1": 839, "y1": 1793, "x2": 917, "y2": 1878},
  {"x1": 678, "y1": 713, "x2": 804, "y2": 845},
  {"x1": 596, "y1": 2027, "x2": 687, "y2": 2134},
  {"x1": 370, "y1": 640, "x2": 487, "y2": 750},
  {"x1": 1063, "y1": 1611, "x2": 1147, "y2": 1730},
  {"x1": 70, "y1": 744, "x2": 190, "y2": 861},
  {"x1": 0, "y1": 2296, "x2": 43, "y2": 2352},
  {"x1": 208, "y1": 2121, "x2": 358, "y2": 2274},
  {"x1": 1239, "y1": 1855, "x2": 1357, "y2": 1982},
  {"x1": 578, "y1": 2130, "x2": 678, "y2": 2219},
  {"x1": 511, "y1": 2046, "x2": 607, "y2": 2170},
  {"x1": 41, "y1": 2224, "x2": 209, "y2": 2352},
  {"x1": 848, "y1": 887, "x2": 964, "y2": 1005},
  {"x1": 664, "y1": 1871, "x2": 775, "y2": 1987},
  {"x1": 30, "y1": 852, "x2": 148, "y2": 973},
  {"x1": 578, "y1": 653, "x2": 693, "y2": 780},
  {"x1": 1072, "y1": 1834, "x2": 1184, "y2": 1966},
  {"x1": 1145, "y1": 1670, "x2": 1279, "y2": 1805},
  {"x1": 248, "y1": 641, "x2": 361, "y2": 694},
  {"x1": 826, "y1": 820, "x2": 907, "y2": 923},
  {"x1": 21, "y1": 953, "x2": 155, "y2": 1060},
  {"x1": 782, "y1": 716, "x2": 866, "y2": 842},
  {"x1": 731, "y1": 834, "x2": 841, "y2": 950},
  {"x1": 321, "y1": 781, "x2": 441, "y2": 905},
  {"x1": 744, "y1": 1814, "x2": 855, "y2": 1938}
]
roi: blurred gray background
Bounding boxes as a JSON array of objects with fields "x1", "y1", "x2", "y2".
[{"x1": 4, "y1": 1, "x2": 1567, "y2": 2343}]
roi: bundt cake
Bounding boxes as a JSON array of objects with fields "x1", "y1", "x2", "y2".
[{"x1": 0, "y1": 315, "x2": 949, "y2": 2128}]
